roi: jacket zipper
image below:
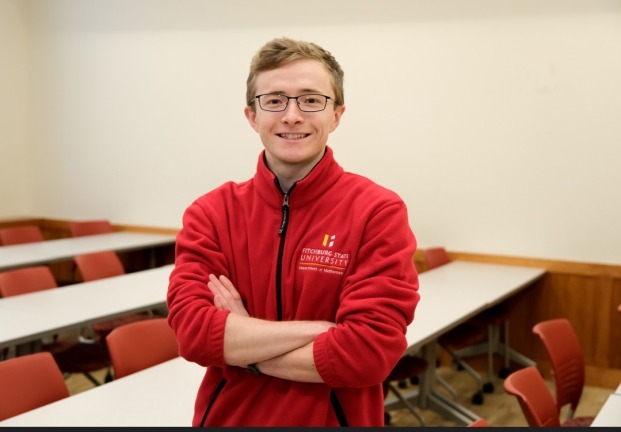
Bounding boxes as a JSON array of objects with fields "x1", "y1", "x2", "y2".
[{"x1": 275, "y1": 185, "x2": 293, "y2": 321}]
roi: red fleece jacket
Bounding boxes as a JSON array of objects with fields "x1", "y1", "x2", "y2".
[{"x1": 167, "y1": 146, "x2": 419, "y2": 426}]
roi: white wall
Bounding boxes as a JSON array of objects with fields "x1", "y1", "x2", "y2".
[
  {"x1": 0, "y1": 0, "x2": 30, "y2": 216},
  {"x1": 3, "y1": 0, "x2": 621, "y2": 265}
]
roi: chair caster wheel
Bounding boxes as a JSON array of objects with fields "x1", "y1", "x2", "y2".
[
  {"x1": 384, "y1": 411, "x2": 392, "y2": 425},
  {"x1": 471, "y1": 391, "x2": 484, "y2": 405},
  {"x1": 410, "y1": 376, "x2": 419, "y2": 385},
  {"x1": 483, "y1": 382, "x2": 494, "y2": 393},
  {"x1": 498, "y1": 367, "x2": 510, "y2": 379},
  {"x1": 398, "y1": 380, "x2": 407, "y2": 389}
]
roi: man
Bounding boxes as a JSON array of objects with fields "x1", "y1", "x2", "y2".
[{"x1": 167, "y1": 37, "x2": 419, "y2": 426}]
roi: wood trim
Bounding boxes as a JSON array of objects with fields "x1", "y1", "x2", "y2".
[{"x1": 1, "y1": 217, "x2": 179, "y2": 238}]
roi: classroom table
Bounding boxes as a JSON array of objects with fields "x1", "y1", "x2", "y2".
[
  {"x1": 591, "y1": 393, "x2": 621, "y2": 426},
  {"x1": 0, "y1": 264, "x2": 174, "y2": 350},
  {"x1": 0, "y1": 260, "x2": 545, "y2": 426},
  {"x1": 386, "y1": 261, "x2": 546, "y2": 425},
  {"x1": 0, "y1": 357, "x2": 204, "y2": 426},
  {"x1": 0, "y1": 231, "x2": 176, "y2": 271}
]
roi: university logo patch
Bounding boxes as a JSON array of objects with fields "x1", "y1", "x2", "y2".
[{"x1": 298, "y1": 234, "x2": 349, "y2": 276}]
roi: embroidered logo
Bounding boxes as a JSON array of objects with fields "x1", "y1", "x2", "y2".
[{"x1": 298, "y1": 234, "x2": 349, "y2": 276}]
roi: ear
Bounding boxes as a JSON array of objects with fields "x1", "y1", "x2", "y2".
[
  {"x1": 329, "y1": 105, "x2": 346, "y2": 133},
  {"x1": 244, "y1": 106, "x2": 259, "y2": 132}
]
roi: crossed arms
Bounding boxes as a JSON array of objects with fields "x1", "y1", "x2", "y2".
[{"x1": 208, "y1": 274, "x2": 336, "y2": 383}]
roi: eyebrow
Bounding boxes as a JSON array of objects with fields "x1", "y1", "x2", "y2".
[{"x1": 262, "y1": 88, "x2": 325, "y2": 95}]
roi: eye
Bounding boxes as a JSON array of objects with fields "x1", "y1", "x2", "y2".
[
  {"x1": 263, "y1": 95, "x2": 285, "y2": 106},
  {"x1": 302, "y1": 96, "x2": 320, "y2": 104}
]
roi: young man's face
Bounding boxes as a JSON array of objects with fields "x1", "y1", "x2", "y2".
[{"x1": 244, "y1": 59, "x2": 345, "y2": 175}]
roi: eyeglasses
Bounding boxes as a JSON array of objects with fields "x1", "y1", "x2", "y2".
[{"x1": 253, "y1": 93, "x2": 332, "y2": 112}]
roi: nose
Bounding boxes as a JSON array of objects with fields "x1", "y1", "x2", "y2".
[{"x1": 281, "y1": 99, "x2": 303, "y2": 124}]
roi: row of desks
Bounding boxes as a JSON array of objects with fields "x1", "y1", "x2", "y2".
[
  {"x1": 0, "y1": 231, "x2": 177, "y2": 271},
  {"x1": 0, "y1": 264, "x2": 174, "y2": 350},
  {"x1": 0, "y1": 259, "x2": 546, "y2": 426}
]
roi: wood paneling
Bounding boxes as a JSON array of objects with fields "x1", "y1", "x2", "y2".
[{"x1": 447, "y1": 250, "x2": 621, "y2": 389}]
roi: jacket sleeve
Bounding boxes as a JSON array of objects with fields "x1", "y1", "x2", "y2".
[
  {"x1": 167, "y1": 198, "x2": 231, "y2": 368},
  {"x1": 313, "y1": 198, "x2": 420, "y2": 388}
]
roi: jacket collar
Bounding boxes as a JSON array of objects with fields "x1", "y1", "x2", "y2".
[{"x1": 255, "y1": 146, "x2": 344, "y2": 208}]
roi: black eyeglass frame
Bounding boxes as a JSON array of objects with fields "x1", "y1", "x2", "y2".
[{"x1": 252, "y1": 93, "x2": 333, "y2": 112}]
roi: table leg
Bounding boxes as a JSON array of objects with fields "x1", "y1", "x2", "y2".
[{"x1": 422, "y1": 342, "x2": 481, "y2": 424}]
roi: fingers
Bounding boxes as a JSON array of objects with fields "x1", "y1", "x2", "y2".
[
  {"x1": 217, "y1": 275, "x2": 242, "y2": 301},
  {"x1": 207, "y1": 274, "x2": 249, "y2": 316}
]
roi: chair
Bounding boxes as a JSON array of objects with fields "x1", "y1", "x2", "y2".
[
  {"x1": 74, "y1": 251, "x2": 153, "y2": 342},
  {"x1": 0, "y1": 352, "x2": 70, "y2": 421},
  {"x1": 0, "y1": 265, "x2": 57, "y2": 297},
  {"x1": 468, "y1": 418, "x2": 491, "y2": 427},
  {"x1": 66, "y1": 219, "x2": 115, "y2": 283},
  {"x1": 105, "y1": 318, "x2": 179, "y2": 379},
  {"x1": 0, "y1": 266, "x2": 57, "y2": 359},
  {"x1": 68, "y1": 219, "x2": 114, "y2": 237},
  {"x1": 532, "y1": 318, "x2": 594, "y2": 426},
  {"x1": 0, "y1": 225, "x2": 44, "y2": 246},
  {"x1": 423, "y1": 246, "x2": 453, "y2": 271},
  {"x1": 503, "y1": 366, "x2": 561, "y2": 427},
  {"x1": 0, "y1": 266, "x2": 111, "y2": 386},
  {"x1": 383, "y1": 354, "x2": 428, "y2": 426},
  {"x1": 74, "y1": 250, "x2": 126, "y2": 282}
]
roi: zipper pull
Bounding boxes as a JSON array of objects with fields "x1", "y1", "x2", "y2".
[{"x1": 278, "y1": 194, "x2": 290, "y2": 236}]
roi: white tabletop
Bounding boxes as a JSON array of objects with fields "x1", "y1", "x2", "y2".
[
  {"x1": 0, "y1": 260, "x2": 545, "y2": 427},
  {"x1": 0, "y1": 264, "x2": 174, "y2": 349},
  {"x1": 405, "y1": 261, "x2": 545, "y2": 352},
  {"x1": 0, "y1": 231, "x2": 176, "y2": 271},
  {"x1": 591, "y1": 393, "x2": 621, "y2": 426},
  {"x1": 0, "y1": 357, "x2": 204, "y2": 426}
]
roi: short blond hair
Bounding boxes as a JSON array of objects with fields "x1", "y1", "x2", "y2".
[{"x1": 246, "y1": 37, "x2": 345, "y2": 109}]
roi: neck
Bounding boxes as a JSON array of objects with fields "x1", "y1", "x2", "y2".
[{"x1": 265, "y1": 150, "x2": 326, "y2": 193}]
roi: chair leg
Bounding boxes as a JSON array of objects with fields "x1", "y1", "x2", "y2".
[
  {"x1": 499, "y1": 320, "x2": 511, "y2": 378},
  {"x1": 83, "y1": 372, "x2": 103, "y2": 387},
  {"x1": 436, "y1": 373, "x2": 459, "y2": 400},
  {"x1": 440, "y1": 343, "x2": 484, "y2": 405},
  {"x1": 105, "y1": 367, "x2": 114, "y2": 383},
  {"x1": 483, "y1": 324, "x2": 495, "y2": 393},
  {"x1": 387, "y1": 382, "x2": 426, "y2": 426}
]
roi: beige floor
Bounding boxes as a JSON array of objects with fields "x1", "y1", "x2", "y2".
[{"x1": 65, "y1": 364, "x2": 611, "y2": 427}]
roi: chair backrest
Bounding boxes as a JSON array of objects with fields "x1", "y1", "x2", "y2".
[
  {"x1": 0, "y1": 351, "x2": 70, "y2": 421},
  {"x1": 503, "y1": 366, "x2": 561, "y2": 427},
  {"x1": 0, "y1": 225, "x2": 44, "y2": 246},
  {"x1": 532, "y1": 318, "x2": 585, "y2": 417},
  {"x1": 0, "y1": 266, "x2": 58, "y2": 297},
  {"x1": 106, "y1": 318, "x2": 179, "y2": 379},
  {"x1": 468, "y1": 418, "x2": 491, "y2": 427},
  {"x1": 69, "y1": 220, "x2": 114, "y2": 237},
  {"x1": 74, "y1": 250, "x2": 125, "y2": 282},
  {"x1": 423, "y1": 247, "x2": 451, "y2": 270}
]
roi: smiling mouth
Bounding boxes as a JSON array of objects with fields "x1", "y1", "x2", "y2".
[{"x1": 278, "y1": 133, "x2": 310, "y2": 140}]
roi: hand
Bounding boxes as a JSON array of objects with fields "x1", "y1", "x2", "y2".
[{"x1": 208, "y1": 274, "x2": 249, "y2": 317}]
